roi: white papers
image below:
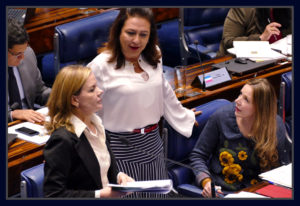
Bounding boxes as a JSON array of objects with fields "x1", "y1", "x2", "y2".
[
  {"x1": 233, "y1": 41, "x2": 286, "y2": 61},
  {"x1": 259, "y1": 163, "x2": 292, "y2": 188},
  {"x1": 8, "y1": 121, "x2": 50, "y2": 145},
  {"x1": 36, "y1": 107, "x2": 50, "y2": 122},
  {"x1": 108, "y1": 179, "x2": 173, "y2": 194},
  {"x1": 270, "y1": 35, "x2": 292, "y2": 56},
  {"x1": 225, "y1": 191, "x2": 269, "y2": 198}
]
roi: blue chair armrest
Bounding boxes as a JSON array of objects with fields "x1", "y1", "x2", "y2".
[
  {"x1": 177, "y1": 184, "x2": 203, "y2": 197},
  {"x1": 168, "y1": 164, "x2": 194, "y2": 188}
]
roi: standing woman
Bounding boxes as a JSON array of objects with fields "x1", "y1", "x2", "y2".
[
  {"x1": 88, "y1": 8, "x2": 198, "y2": 198},
  {"x1": 43, "y1": 65, "x2": 134, "y2": 198},
  {"x1": 190, "y1": 78, "x2": 291, "y2": 197}
]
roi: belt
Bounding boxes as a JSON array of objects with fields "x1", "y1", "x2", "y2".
[{"x1": 132, "y1": 124, "x2": 158, "y2": 134}]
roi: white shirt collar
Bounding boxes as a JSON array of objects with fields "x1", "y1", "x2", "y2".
[{"x1": 70, "y1": 113, "x2": 103, "y2": 138}]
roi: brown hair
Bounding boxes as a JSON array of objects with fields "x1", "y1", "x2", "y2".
[
  {"x1": 45, "y1": 65, "x2": 91, "y2": 134},
  {"x1": 98, "y1": 8, "x2": 161, "y2": 69},
  {"x1": 247, "y1": 78, "x2": 279, "y2": 171}
]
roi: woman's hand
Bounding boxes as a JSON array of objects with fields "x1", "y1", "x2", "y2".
[
  {"x1": 99, "y1": 187, "x2": 126, "y2": 198},
  {"x1": 117, "y1": 172, "x2": 135, "y2": 185},
  {"x1": 202, "y1": 181, "x2": 223, "y2": 198},
  {"x1": 202, "y1": 180, "x2": 212, "y2": 198},
  {"x1": 260, "y1": 22, "x2": 282, "y2": 41},
  {"x1": 191, "y1": 108, "x2": 202, "y2": 127}
]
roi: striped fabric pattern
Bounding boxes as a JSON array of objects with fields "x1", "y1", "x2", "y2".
[{"x1": 107, "y1": 127, "x2": 169, "y2": 198}]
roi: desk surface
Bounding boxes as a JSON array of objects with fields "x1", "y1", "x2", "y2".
[
  {"x1": 7, "y1": 121, "x2": 45, "y2": 197},
  {"x1": 164, "y1": 56, "x2": 292, "y2": 108}
]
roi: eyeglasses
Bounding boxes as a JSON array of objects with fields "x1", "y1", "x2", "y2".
[{"x1": 8, "y1": 49, "x2": 25, "y2": 58}]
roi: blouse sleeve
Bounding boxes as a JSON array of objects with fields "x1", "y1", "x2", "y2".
[{"x1": 162, "y1": 74, "x2": 195, "y2": 137}]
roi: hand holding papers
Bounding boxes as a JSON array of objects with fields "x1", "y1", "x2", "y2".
[{"x1": 108, "y1": 179, "x2": 173, "y2": 194}]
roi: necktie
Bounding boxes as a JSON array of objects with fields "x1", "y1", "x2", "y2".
[{"x1": 8, "y1": 67, "x2": 22, "y2": 109}]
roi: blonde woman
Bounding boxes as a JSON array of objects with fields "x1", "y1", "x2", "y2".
[
  {"x1": 190, "y1": 78, "x2": 291, "y2": 197},
  {"x1": 43, "y1": 65, "x2": 134, "y2": 198}
]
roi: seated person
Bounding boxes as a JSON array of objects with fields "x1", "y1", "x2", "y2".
[
  {"x1": 189, "y1": 78, "x2": 291, "y2": 197},
  {"x1": 8, "y1": 18, "x2": 51, "y2": 123},
  {"x1": 43, "y1": 65, "x2": 134, "y2": 198},
  {"x1": 217, "y1": 8, "x2": 292, "y2": 56}
]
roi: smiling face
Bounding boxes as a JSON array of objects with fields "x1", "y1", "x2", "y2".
[
  {"x1": 234, "y1": 84, "x2": 255, "y2": 119},
  {"x1": 72, "y1": 73, "x2": 103, "y2": 116},
  {"x1": 8, "y1": 43, "x2": 27, "y2": 67},
  {"x1": 119, "y1": 16, "x2": 150, "y2": 62}
]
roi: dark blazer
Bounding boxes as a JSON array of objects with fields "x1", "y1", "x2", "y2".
[
  {"x1": 43, "y1": 127, "x2": 119, "y2": 198},
  {"x1": 8, "y1": 47, "x2": 51, "y2": 122}
]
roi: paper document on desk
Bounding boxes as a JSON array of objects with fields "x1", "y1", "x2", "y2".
[
  {"x1": 233, "y1": 41, "x2": 286, "y2": 61},
  {"x1": 225, "y1": 191, "x2": 269, "y2": 198},
  {"x1": 8, "y1": 122, "x2": 50, "y2": 145},
  {"x1": 270, "y1": 34, "x2": 292, "y2": 56},
  {"x1": 259, "y1": 163, "x2": 292, "y2": 188},
  {"x1": 108, "y1": 179, "x2": 173, "y2": 194}
]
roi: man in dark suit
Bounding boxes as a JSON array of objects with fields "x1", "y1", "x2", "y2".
[{"x1": 8, "y1": 18, "x2": 51, "y2": 123}]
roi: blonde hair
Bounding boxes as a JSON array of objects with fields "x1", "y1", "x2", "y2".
[
  {"x1": 45, "y1": 65, "x2": 91, "y2": 134},
  {"x1": 247, "y1": 78, "x2": 279, "y2": 171}
]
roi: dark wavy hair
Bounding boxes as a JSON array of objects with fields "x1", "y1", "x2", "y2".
[
  {"x1": 99, "y1": 8, "x2": 161, "y2": 69},
  {"x1": 8, "y1": 18, "x2": 29, "y2": 49}
]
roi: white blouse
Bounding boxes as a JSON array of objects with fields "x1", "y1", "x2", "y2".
[{"x1": 87, "y1": 51, "x2": 195, "y2": 137}]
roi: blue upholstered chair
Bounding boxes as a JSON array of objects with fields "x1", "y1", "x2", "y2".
[
  {"x1": 279, "y1": 71, "x2": 292, "y2": 137},
  {"x1": 157, "y1": 19, "x2": 182, "y2": 67},
  {"x1": 164, "y1": 99, "x2": 231, "y2": 197},
  {"x1": 20, "y1": 163, "x2": 44, "y2": 198},
  {"x1": 41, "y1": 10, "x2": 119, "y2": 85},
  {"x1": 179, "y1": 8, "x2": 229, "y2": 65}
]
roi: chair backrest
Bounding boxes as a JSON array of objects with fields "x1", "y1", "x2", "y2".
[
  {"x1": 179, "y1": 8, "x2": 229, "y2": 64},
  {"x1": 157, "y1": 19, "x2": 182, "y2": 67},
  {"x1": 53, "y1": 10, "x2": 119, "y2": 75},
  {"x1": 20, "y1": 163, "x2": 44, "y2": 198},
  {"x1": 164, "y1": 99, "x2": 231, "y2": 187},
  {"x1": 281, "y1": 71, "x2": 292, "y2": 116},
  {"x1": 165, "y1": 99, "x2": 231, "y2": 162}
]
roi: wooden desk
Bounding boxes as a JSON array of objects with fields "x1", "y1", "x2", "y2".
[
  {"x1": 165, "y1": 56, "x2": 292, "y2": 108},
  {"x1": 7, "y1": 121, "x2": 45, "y2": 196}
]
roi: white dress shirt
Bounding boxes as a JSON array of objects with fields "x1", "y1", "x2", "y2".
[
  {"x1": 88, "y1": 51, "x2": 195, "y2": 137},
  {"x1": 70, "y1": 114, "x2": 111, "y2": 198}
]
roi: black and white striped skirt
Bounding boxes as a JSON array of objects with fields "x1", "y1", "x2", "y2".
[{"x1": 107, "y1": 127, "x2": 169, "y2": 198}]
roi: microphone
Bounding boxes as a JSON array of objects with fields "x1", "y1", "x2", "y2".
[
  {"x1": 193, "y1": 40, "x2": 206, "y2": 91},
  {"x1": 10, "y1": 102, "x2": 20, "y2": 111}
]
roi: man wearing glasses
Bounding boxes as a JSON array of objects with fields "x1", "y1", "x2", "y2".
[{"x1": 7, "y1": 18, "x2": 51, "y2": 123}]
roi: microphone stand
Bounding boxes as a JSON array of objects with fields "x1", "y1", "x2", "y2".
[{"x1": 193, "y1": 40, "x2": 206, "y2": 92}]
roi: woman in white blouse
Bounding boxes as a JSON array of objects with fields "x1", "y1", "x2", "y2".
[
  {"x1": 43, "y1": 65, "x2": 134, "y2": 198},
  {"x1": 88, "y1": 8, "x2": 199, "y2": 198}
]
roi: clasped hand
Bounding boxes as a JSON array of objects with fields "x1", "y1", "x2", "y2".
[{"x1": 260, "y1": 22, "x2": 282, "y2": 41}]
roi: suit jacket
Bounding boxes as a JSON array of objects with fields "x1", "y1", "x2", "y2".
[
  {"x1": 43, "y1": 127, "x2": 119, "y2": 198},
  {"x1": 8, "y1": 47, "x2": 51, "y2": 122}
]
